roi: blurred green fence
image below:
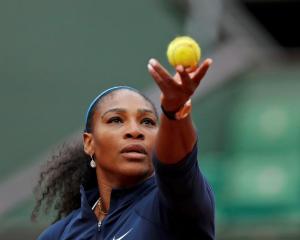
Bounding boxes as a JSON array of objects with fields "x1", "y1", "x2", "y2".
[{"x1": 197, "y1": 68, "x2": 300, "y2": 238}]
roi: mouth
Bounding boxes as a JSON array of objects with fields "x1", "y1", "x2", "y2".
[
  {"x1": 120, "y1": 144, "x2": 147, "y2": 154},
  {"x1": 120, "y1": 144, "x2": 147, "y2": 160}
]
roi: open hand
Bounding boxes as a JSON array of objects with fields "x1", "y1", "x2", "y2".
[{"x1": 147, "y1": 58, "x2": 212, "y2": 111}]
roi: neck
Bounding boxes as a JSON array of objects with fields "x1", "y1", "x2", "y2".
[
  {"x1": 97, "y1": 177, "x2": 112, "y2": 215},
  {"x1": 97, "y1": 172, "x2": 153, "y2": 211}
]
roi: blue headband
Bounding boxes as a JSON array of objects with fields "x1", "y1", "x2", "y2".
[{"x1": 84, "y1": 86, "x2": 139, "y2": 132}]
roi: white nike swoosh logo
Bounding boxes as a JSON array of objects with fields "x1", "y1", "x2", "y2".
[{"x1": 112, "y1": 228, "x2": 133, "y2": 240}]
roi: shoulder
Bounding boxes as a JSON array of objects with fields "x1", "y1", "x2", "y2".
[
  {"x1": 153, "y1": 140, "x2": 198, "y2": 176},
  {"x1": 37, "y1": 210, "x2": 79, "y2": 240}
]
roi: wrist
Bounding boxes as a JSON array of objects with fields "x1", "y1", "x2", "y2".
[
  {"x1": 161, "y1": 99, "x2": 192, "y2": 120},
  {"x1": 160, "y1": 94, "x2": 188, "y2": 112}
]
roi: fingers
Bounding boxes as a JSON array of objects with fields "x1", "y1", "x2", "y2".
[
  {"x1": 191, "y1": 58, "x2": 213, "y2": 86},
  {"x1": 148, "y1": 59, "x2": 173, "y2": 84},
  {"x1": 147, "y1": 60, "x2": 173, "y2": 93},
  {"x1": 147, "y1": 63, "x2": 165, "y2": 92},
  {"x1": 147, "y1": 57, "x2": 213, "y2": 100},
  {"x1": 175, "y1": 65, "x2": 191, "y2": 86},
  {"x1": 185, "y1": 65, "x2": 197, "y2": 73}
]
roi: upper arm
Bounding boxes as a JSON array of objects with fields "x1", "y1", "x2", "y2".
[{"x1": 152, "y1": 142, "x2": 215, "y2": 236}]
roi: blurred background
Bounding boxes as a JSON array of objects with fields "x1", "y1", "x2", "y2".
[{"x1": 0, "y1": 0, "x2": 299, "y2": 239}]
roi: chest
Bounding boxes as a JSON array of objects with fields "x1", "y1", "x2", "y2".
[{"x1": 60, "y1": 209, "x2": 174, "y2": 240}]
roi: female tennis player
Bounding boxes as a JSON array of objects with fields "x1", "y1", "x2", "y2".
[{"x1": 32, "y1": 58, "x2": 215, "y2": 239}]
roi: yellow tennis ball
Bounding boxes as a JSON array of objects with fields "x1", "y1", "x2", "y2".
[{"x1": 167, "y1": 36, "x2": 201, "y2": 68}]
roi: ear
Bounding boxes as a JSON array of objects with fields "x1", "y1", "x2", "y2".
[{"x1": 83, "y1": 132, "x2": 94, "y2": 156}]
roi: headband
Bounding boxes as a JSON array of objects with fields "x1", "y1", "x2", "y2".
[{"x1": 84, "y1": 86, "x2": 138, "y2": 132}]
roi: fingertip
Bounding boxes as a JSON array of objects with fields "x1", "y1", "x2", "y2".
[
  {"x1": 186, "y1": 65, "x2": 197, "y2": 73},
  {"x1": 176, "y1": 65, "x2": 184, "y2": 72},
  {"x1": 149, "y1": 58, "x2": 157, "y2": 66},
  {"x1": 206, "y1": 58, "x2": 213, "y2": 65},
  {"x1": 147, "y1": 63, "x2": 154, "y2": 72}
]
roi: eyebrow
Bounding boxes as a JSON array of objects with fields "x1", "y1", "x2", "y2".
[
  {"x1": 137, "y1": 108, "x2": 155, "y2": 115},
  {"x1": 101, "y1": 108, "x2": 156, "y2": 118},
  {"x1": 101, "y1": 108, "x2": 126, "y2": 118}
]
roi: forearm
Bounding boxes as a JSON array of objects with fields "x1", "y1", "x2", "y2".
[
  {"x1": 155, "y1": 113, "x2": 197, "y2": 164},
  {"x1": 148, "y1": 57, "x2": 212, "y2": 164}
]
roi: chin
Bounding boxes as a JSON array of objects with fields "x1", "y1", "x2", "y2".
[{"x1": 118, "y1": 163, "x2": 153, "y2": 185}]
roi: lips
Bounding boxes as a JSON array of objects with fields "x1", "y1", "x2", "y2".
[{"x1": 120, "y1": 144, "x2": 147, "y2": 155}]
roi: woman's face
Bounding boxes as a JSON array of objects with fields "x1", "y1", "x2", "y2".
[{"x1": 84, "y1": 89, "x2": 158, "y2": 187}]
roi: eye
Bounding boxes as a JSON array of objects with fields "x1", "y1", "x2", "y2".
[
  {"x1": 141, "y1": 118, "x2": 156, "y2": 126},
  {"x1": 107, "y1": 116, "x2": 123, "y2": 124}
]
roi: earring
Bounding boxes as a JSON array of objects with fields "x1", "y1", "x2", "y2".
[{"x1": 90, "y1": 155, "x2": 96, "y2": 168}]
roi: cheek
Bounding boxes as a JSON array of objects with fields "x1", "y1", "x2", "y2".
[
  {"x1": 93, "y1": 131, "x2": 119, "y2": 159},
  {"x1": 147, "y1": 130, "x2": 158, "y2": 149}
]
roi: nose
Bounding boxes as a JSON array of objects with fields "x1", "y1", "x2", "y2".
[{"x1": 124, "y1": 121, "x2": 144, "y2": 140}]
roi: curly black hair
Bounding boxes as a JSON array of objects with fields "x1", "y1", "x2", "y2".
[
  {"x1": 31, "y1": 88, "x2": 158, "y2": 223},
  {"x1": 31, "y1": 139, "x2": 97, "y2": 223}
]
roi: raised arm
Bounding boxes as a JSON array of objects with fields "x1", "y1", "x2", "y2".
[
  {"x1": 147, "y1": 58, "x2": 215, "y2": 240},
  {"x1": 147, "y1": 58, "x2": 212, "y2": 163}
]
